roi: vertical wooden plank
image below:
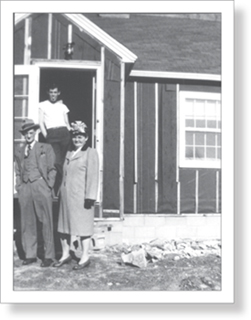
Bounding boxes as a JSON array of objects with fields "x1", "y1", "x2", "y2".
[
  {"x1": 158, "y1": 84, "x2": 177, "y2": 213},
  {"x1": 98, "y1": 46, "x2": 105, "y2": 218},
  {"x1": 198, "y1": 169, "x2": 217, "y2": 213},
  {"x1": 176, "y1": 84, "x2": 181, "y2": 214},
  {"x1": 24, "y1": 17, "x2": 32, "y2": 65},
  {"x1": 195, "y1": 170, "x2": 199, "y2": 214},
  {"x1": 216, "y1": 170, "x2": 219, "y2": 213},
  {"x1": 120, "y1": 62, "x2": 125, "y2": 219},
  {"x1": 54, "y1": 18, "x2": 58, "y2": 59},
  {"x1": 92, "y1": 76, "x2": 96, "y2": 148},
  {"x1": 57, "y1": 21, "x2": 61, "y2": 59},
  {"x1": 180, "y1": 168, "x2": 196, "y2": 213},
  {"x1": 133, "y1": 81, "x2": 138, "y2": 213},
  {"x1": 53, "y1": 17, "x2": 61, "y2": 59},
  {"x1": 47, "y1": 13, "x2": 53, "y2": 59},
  {"x1": 155, "y1": 83, "x2": 159, "y2": 213},
  {"x1": 177, "y1": 177, "x2": 181, "y2": 215},
  {"x1": 136, "y1": 83, "x2": 155, "y2": 213}
]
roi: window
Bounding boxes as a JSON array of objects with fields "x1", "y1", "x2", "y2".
[
  {"x1": 14, "y1": 75, "x2": 29, "y2": 143},
  {"x1": 179, "y1": 91, "x2": 221, "y2": 168},
  {"x1": 14, "y1": 65, "x2": 40, "y2": 151}
]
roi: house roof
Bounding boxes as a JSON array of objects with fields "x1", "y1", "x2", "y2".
[
  {"x1": 15, "y1": 13, "x2": 221, "y2": 75},
  {"x1": 84, "y1": 14, "x2": 221, "y2": 75}
]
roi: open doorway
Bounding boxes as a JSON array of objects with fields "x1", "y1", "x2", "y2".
[{"x1": 39, "y1": 67, "x2": 95, "y2": 146}]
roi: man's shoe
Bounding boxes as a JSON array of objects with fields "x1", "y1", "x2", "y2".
[
  {"x1": 72, "y1": 258, "x2": 90, "y2": 270},
  {"x1": 40, "y1": 258, "x2": 54, "y2": 267},
  {"x1": 22, "y1": 258, "x2": 37, "y2": 265},
  {"x1": 52, "y1": 256, "x2": 71, "y2": 268}
]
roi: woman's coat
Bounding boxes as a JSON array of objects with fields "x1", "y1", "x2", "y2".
[{"x1": 58, "y1": 147, "x2": 99, "y2": 236}]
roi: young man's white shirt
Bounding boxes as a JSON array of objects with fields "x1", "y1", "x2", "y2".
[{"x1": 39, "y1": 100, "x2": 69, "y2": 129}]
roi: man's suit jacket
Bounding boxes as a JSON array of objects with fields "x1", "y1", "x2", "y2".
[{"x1": 15, "y1": 142, "x2": 57, "y2": 191}]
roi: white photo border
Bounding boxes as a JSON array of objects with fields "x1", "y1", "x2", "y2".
[{"x1": 1, "y1": 0, "x2": 234, "y2": 304}]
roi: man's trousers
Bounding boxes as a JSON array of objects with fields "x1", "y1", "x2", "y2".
[
  {"x1": 46, "y1": 127, "x2": 70, "y2": 194},
  {"x1": 18, "y1": 178, "x2": 55, "y2": 259}
]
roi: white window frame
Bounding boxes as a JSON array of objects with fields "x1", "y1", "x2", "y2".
[
  {"x1": 14, "y1": 65, "x2": 40, "y2": 143},
  {"x1": 179, "y1": 91, "x2": 221, "y2": 169}
]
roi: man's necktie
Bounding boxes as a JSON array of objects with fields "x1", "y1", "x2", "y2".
[{"x1": 26, "y1": 144, "x2": 31, "y2": 157}]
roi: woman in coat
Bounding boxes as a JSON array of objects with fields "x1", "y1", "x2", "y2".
[{"x1": 53, "y1": 121, "x2": 99, "y2": 270}]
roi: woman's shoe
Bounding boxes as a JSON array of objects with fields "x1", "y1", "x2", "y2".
[
  {"x1": 52, "y1": 256, "x2": 71, "y2": 267},
  {"x1": 72, "y1": 258, "x2": 90, "y2": 270}
]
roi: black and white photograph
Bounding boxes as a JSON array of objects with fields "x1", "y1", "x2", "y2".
[{"x1": 1, "y1": 0, "x2": 234, "y2": 305}]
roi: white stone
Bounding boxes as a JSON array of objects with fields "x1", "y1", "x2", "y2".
[{"x1": 121, "y1": 248, "x2": 148, "y2": 268}]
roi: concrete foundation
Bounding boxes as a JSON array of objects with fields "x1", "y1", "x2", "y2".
[{"x1": 93, "y1": 214, "x2": 221, "y2": 246}]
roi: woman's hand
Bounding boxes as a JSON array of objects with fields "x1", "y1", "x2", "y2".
[{"x1": 84, "y1": 199, "x2": 95, "y2": 209}]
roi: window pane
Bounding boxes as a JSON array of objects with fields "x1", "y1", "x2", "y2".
[
  {"x1": 186, "y1": 119, "x2": 194, "y2": 127},
  {"x1": 15, "y1": 75, "x2": 28, "y2": 95},
  {"x1": 205, "y1": 100, "x2": 216, "y2": 117},
  {"x1": 207, "y1": 120, "x2": 217, "y2": 128},
  {"x1": 14, "y1": 98, "x2": 28, "y2": 117},
  {"x1": 195, "y1": 132, "x2": 204, "y2": 145},
  {"x1": 216, "y1": 101, "x2": 221, "y2": 118},
  {"x1": 186, "y1": 147, "x2": 194, "y2": 158},
  {"x1": 206, "y1": 147, "x2": 216, "y2": 159},
  {"x1": 181, "y1": 92, "x2": 222, "y2": 166},
  {"x1": 185, "y1": 99, "x2": 194, "y2": 116},
  {"x1": 196, "y1": 120, "x2": 206, "y2": 128},
  {"x1": 206, "y1": 133, "x2": 216, "y2": 146},
  {"x1": 195, "y1": 147, "x2": 204, "y2": 159},
  {"x1": 194, "y1": 99, "x2": 205, "y2": 116},
  {"x1": 186, "y1": 132, "x2": 193, "y2": 145}
]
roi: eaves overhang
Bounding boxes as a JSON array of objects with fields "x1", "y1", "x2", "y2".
[{"x1": 130, "y1": 70, "x2": 221, "y2": 85}]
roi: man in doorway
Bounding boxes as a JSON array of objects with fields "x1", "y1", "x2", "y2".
[
  {"x1": 14, "y1": 119, "x2": 57, "y2": 267},
  {"x1": 39, "y1": 83, "x2": 71, "y2": 195}
]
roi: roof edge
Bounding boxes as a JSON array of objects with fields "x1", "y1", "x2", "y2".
[
  {"x1": 63, "y1": 14, "x2": 137, "y2": 63},
  {"x1": 15, "y1": 13, "x2": 32, "y2": 25},
  {"x1": 130, "y1": 70, "x2": 221, "y2": 82}
]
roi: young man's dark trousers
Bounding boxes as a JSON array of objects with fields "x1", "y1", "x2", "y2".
[{"x1": 46, "y1": 127, "x2": 70, "y2": 194}]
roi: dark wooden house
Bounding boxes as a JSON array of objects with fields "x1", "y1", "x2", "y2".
[{"x1": 14, "y1": 13, "x2": 221, "y2": 243}]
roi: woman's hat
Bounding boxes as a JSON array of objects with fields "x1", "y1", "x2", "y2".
[
  {"x1": 19, "y1": 118, "x2": 40, "y2": 134},
  {"x1": 71, "y1": 121, "x2": 88, "y2": 135}
]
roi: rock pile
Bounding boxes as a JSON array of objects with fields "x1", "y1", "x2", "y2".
[{"x1": 107, "y1": 238, "x2": 221, "y2": 268}]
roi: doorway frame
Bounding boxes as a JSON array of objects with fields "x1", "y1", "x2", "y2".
[{"x1": 14, "y1": 60, "x2": 104, "y2": 216}]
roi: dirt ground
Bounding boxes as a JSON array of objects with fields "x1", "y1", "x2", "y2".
[{"x1": 13, "y1": 246, "x2": 221, "y2": 291}]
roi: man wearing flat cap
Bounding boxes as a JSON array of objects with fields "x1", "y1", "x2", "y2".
[{"x1": 14, "y1": 119, "x2": 57, "y2": 267}]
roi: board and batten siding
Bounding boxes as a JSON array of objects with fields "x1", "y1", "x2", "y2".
[
  {"x1": 124, "y1": 79, "x2": 221, "y2": 214},
  {"x1": 124, "y1": 81, "x2": 177, "y2": 214}
]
